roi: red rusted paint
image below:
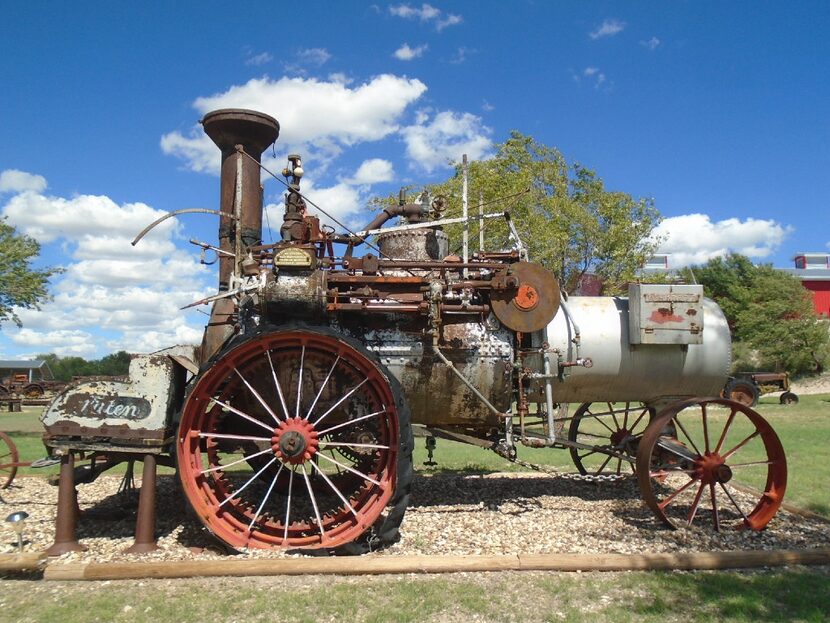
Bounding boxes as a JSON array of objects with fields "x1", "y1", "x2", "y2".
[{"x1": 649, "y1": 308, "x2": 684, "y2": 324}]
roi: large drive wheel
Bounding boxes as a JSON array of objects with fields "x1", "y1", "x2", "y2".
[
  {"x1": 723, "y1": 378, "x2": 760, "y2": 407},
  {"x1": 636, "y1": 398, "x2": 786, "y2": 531},
  {"x1": 177, "y1": 327, "x2": 413, "y2": 552},
  {"x1": 0, "y1": 431, "x2": 19, "y2": 489},
  {"x1": 779, "y1": 391, "x2": 799, "y2": 405},
  {"x1": 568, "y1": 402, "x2": 653, "y2": 476},
  {"x1": 22, "y1": 384, "x2": 45, "y2": 399}
]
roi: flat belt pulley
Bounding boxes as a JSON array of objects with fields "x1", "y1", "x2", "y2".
[{"x1": 490, "y1": 261, "x2": 560, "y2": 333}]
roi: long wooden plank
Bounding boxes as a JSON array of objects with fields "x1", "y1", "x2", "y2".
[{"x1": 43, "y1": 548, "x2": 830, "y2": 581}]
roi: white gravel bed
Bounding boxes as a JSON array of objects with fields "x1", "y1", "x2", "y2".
[{"x1": 1, "y1": 472, "x2": 827, "y2": 566}]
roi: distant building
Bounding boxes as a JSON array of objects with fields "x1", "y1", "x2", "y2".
[
  {"x1": 782, "y1": 253, "x2": 830, "y2": 318},
  {"x1": 0, "y1": 359, "x2": 55, "y2": 382}
]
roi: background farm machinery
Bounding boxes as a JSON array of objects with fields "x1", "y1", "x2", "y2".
[{"x1": 34, "y1": 109, "x2": 788, "y2": 555}]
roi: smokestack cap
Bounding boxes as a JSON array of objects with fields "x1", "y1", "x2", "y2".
[{"x1": 202, "y1": 109, "x2": 280, "y2": 153}]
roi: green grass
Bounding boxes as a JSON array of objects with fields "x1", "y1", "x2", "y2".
[{"x1": 2, "y1": 568, "x2": 830, "y2": 623}]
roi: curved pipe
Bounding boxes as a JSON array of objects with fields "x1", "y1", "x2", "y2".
[{"x1": 131, "y1": 208, "x2": 236, "y2": 246}]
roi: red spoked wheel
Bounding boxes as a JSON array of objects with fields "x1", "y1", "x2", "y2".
[
  {"x1": 177, "y1": 328, "x2": 411, "y2": 551},
  {"x1": 636, "y1": 398, "x2": 787, "y2": 531},
  {"x1": 0, "y1": 431, "x2": 19, "y2": 489},
  {"x1": 568, "y1": 402, "x2": 654, "y2": 476}
]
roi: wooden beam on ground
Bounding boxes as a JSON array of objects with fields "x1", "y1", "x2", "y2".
[
  {"x1": 43, "y1": 548, "x2": 830, "y2": 581},
  {"x1": 0, "y1": 551, "x2": 47, "y2": 572}
]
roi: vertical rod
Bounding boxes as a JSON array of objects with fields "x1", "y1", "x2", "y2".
[
  {"x1": 124, "y1": 454, "x2": 160, "y2": 554},
  {"x1": 478, "y1": 190, "x2": 484, "y2": 252},
  {"x1": 233, "y1": 148, "x2": 244, "y2": 280},
  {"x1": 462, "y1": 154, "x2": 468, "y2": 278},
  {"x1": 46, "y1": 453, "x2": 87, "y2": 556}
]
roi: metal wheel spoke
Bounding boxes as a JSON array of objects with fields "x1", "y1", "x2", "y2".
[
  {"x1": 305, "y1": 354, "x2": 341, "y2": 421},
  {"x1": 710, "y1": 483, "x2": 720, "y2": 531},
  {"x1": 576, "y1": 432, "x2": 609, "y2": 440},
  {"x1": 233, "y1": 368, "x2": 280, "y2": 425},
  {"x1": 615, "y1": 458, "x2": 623, "y2": 474},
  {"x1": 248, "y1": 463, "x2": 285, "y2": 531},
  {"x1": 210, "y1": 398, "x2": 275, "y2": 434},
  {"x1": 198, "y1": 432, "x2": 272, "y2": 443},
  {"x1": 587, "y1": 414, "x2": 617, "y2": 434},
  {"x1": 656, "y1": 476, "x2": 698, "y2": 510},
  {"x1": 317, "y1": 410, "x2": 386, "y2": 436},
  {"x1": 701, "y1": 403, "x2": 711, "y2": 454},
  {"x1": 722, "y1": 430, "x2": 760, "y2": 461},
  {"x1": 622, "y1": 403, "x2": 630, "y2": 430},
  {"x1": 686, "y1": 481, "x2": 706, "y2": 526},
  {"x1": 673, "y1": 416, "x2": 702, "y2": 457},
  {"x1": 295, "y1": 345, "x2": 305, "y2": 418},
  {"x1": 218, "y1": 456, "x2": 279, "y2": 508},
  {"x1": 719, "y1": 482, "x2": 751, "y2": 523},
  {"x1": 266, "y1": 351, "x2": 290, "y2": 420},
  {"x1": 301, "y1": 464, "x2": 325, "y2": 538},
  {"x1": 317, "y1": 452, "x2": 382, "y2": 486},
  {"x1": 608, "y1": 402, "x2": 621, "y2": 430},
  {"x1": 201, "y1": 447, "x2": 274, "y2": 474},
  {"x1": 728, "y1": 459, "x2": 778, "y2": 468},
  {"x1": 312, "y1": 379, "x2": 369, "y2": 426},
  {"x1": 319, "y1": 441, "x2": 389, "y2": 450},
  {"x1": 595, "y1": 454, "x2": 613, "y2": 474},
  {"x1": 629, "y1": 408, "x2": 649, "y2": 432},
  {"x1": 283, "y1": 469, "x2": 295, "y2": 541},
  {"x1": 309, "y1": 461, "x2": 358, "y2": 518},
  {"x1": 714, "y1": 408, "x2": 738, "y2": 454}
]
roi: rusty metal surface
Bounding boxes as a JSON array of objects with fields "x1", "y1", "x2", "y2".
[
  {"x1": 628, "y1": 283, "x2": 704, "y2": 345},
  {"x1": 490, "y1": 261, "x2": 560, "y2": 333},
  {"x1": 377, "y1": 228, "x2": 449, "y2": 262}
]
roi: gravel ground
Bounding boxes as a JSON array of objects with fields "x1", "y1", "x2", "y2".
[{"x1": 1, "y1": 471, "x2": 827, "y2": 565}]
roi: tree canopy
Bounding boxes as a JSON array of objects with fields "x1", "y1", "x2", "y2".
[
  {"x1": 395, "y1": 132, "x2": 663, "y2": 294},
  {"x1": 36, "y1": 351, "x2": 132, "y2": 381},
  {"x1": 690, "y1": 253, "x2": 829, "y2": 373},
  {"x1": 0, "y1": 218, "x2": 61, "y2": 327}
]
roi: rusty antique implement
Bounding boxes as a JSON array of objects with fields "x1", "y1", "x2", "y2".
[{"x1": 40, "y1": 109, "x2": 787, "y2": 554}]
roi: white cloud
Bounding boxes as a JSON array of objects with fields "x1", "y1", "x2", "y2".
[
  {"x1": 296, "y1": 47, "x2": 331, "y2": 66},
  {"x1": 245, "y1": 51, "x2": 273, "y2": 66},
  {"x1": 9, "y1": 329, "x2": 98, "y2": 358},
  {"x1": 640, "y1": 36, "x2": 660, "y2": 51},
  {"x1": 394, "y1": 43, "x2": 428, "y2": 61},
  {"x1": 581, "y1": 66, "x2": 607, "y2": 88},
  {"x1": 161, "y1": 75, "x2": 427, "y2": 174},
  {"x1": 654, "y1": 213, "x2": 792, "y2": 266},
  {"x1": 265, "y1": 176, "x2": 365, "y2": 233},
  {"x1": 0, "y1": 169, "x2": 47, "y2": 194},
  {"x1": 345, "y1": 159, "x2": 394, "y2": 185},
  {"x1": 1, "y1": 180, "x2": 212, "y2": 356},
  {"x1": 449, "y1": 46, "x2": 474, "y2": 64},
  {"x1": 389, "y1": 3, "x2": 462, "y2": 31},
  {"x1": 589, "y1": 18, "x2": 626, "y2": 40},
  {"x1": 401, "y1": 110, "x2": 492, "y2": 173}
]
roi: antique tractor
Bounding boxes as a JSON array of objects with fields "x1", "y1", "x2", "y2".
[{"x1": 41, "y1": 109, "x2": 787, "y2": 554}]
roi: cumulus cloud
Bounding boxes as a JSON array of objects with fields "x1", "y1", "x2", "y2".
[
  {"x1": 264, "y1": 176, "x2": 365, "y2": 233},
  {"x1": 654, "y1": 213, "x2": 792, "y2": 266},
  {"x1": 0, "y1": 169, "x2": 47, "y2": 194},
  {"x1": 161, "y1": 75, "x2": 427, "y2": 174},
  {"x1": 345, "y1": 159, "x2": 394, "y2": 185},
  {"x1": 401, "y1": 110, "x2": 492, "y2": 173},
  {"x1": 389, "y1": 3, "x2": 462, "y2": 31},
  {"x1": 640, "y1": 36, "x2": 660, "y2": 51},
  {"x1": 583, "y1": 66, "x2": 607, "y2": 88},
  {"x1": 1, "y1": 180, "x2": 212, "y2": 357},
  {"x1": 394, "y1": 43, "x2": 428, "y2": 61},
  {"x1": 589, "y1": 18, "x2": 626, "y2": 40}
]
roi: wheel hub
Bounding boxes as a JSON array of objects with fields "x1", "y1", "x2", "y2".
[
  {"x1": 694, "y1": 452, "x2": 732, "y2": 485},
  {"x1": 272, "y1": 418, "x2": 319, "y2": 464}
]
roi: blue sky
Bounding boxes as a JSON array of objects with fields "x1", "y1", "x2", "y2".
[{"x1": 1, "y1": 1, "x2": 828, "y2": 359}]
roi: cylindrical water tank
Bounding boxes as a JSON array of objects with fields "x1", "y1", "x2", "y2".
[{"x1": 545, "y1": 296, "x2": 732, "y2": 405}]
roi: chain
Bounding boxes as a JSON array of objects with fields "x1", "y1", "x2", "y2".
[{"x1": 493, "y1": 447, "x2": 629, "y2": 484}]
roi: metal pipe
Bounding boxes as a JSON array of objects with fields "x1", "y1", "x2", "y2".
[
  {"x1": 431, "y1": 336, "x2": 503, "y2": 419},
  {"x1": 462, "y1": 154, "x2": 468, "y2": 278}
]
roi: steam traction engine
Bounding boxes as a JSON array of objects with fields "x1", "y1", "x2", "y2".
[{"x1": 41, "y1": 109, "x2": 787, "y2": 554}]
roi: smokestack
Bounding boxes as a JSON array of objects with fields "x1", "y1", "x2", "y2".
[{"x1": 200, "y1": 109, "x2": 280, "y2": 361}]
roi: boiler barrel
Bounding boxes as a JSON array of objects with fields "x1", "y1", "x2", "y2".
[{"x1": 544, "y1": 296, "x2": 732, "y2": 404}]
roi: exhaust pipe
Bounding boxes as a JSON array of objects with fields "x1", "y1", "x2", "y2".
[{"x1": 200, "y1": 109, "x2": 280, "y2": 362}]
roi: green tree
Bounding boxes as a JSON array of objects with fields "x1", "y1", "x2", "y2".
[
  {"x1": 0, "y1": 218, "x2": 61, "y2": 327},
  {"x1": 691, "y1": 254, "x2": 829, "y2": 373},
  {"x1": 380, "y1": 132, "x2": 662, "y2": 293},
  {"x1": 36, "y1": 351, "x2": 132, "y2": 381}
]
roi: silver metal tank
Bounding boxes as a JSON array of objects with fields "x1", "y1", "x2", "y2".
[{"x1": 545, "y1": 294, "x2": 732, "y2": 405}]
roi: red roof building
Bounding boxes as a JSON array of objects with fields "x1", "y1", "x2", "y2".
[{"x1": 784, "y1": 253, "x2": 830, "y2": 318}]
